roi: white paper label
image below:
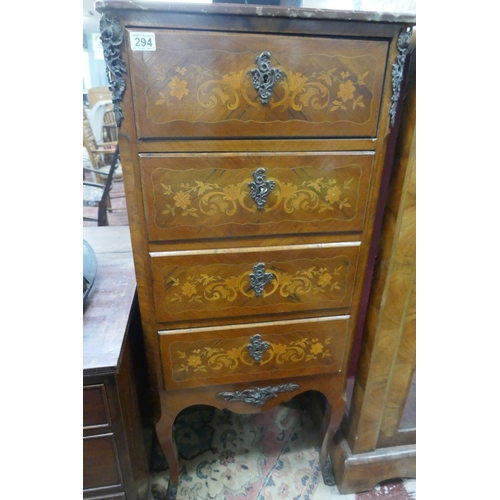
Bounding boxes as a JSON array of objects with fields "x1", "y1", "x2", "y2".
[{"x1": 130, "y1": 32, "x2": 156, "y2": 51}]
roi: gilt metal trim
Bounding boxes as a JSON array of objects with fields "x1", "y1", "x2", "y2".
[
  {"x1": 247, "y1": 334, "x2": 270, "y2": 363},
  {"x1": 389, "y1": 27, "x2": 413, "y2": 128},
  {"x1": 250, "y1": 52, "x2": 283, "y2": 105},
  {"x1": 248, "y1": 168, "x2": 275, "y2": 210},
  {"x1": 217, "y1": 383, "x2": 299, "y2": 406},
  {"x1": 249, "y1": 263, "x2": 273, "y2": 297},
  {"x1": 99, "y1": 13, "x2": 126, "y2": 127}
]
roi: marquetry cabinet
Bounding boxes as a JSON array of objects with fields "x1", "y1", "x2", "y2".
[{"x1": 95, "y1": 2, "x2": 415, "y2": 497}]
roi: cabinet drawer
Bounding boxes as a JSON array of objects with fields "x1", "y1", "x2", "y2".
[
  {"x1": 128, "y1": 29, "x2": 388, "y2": 139},
  {"x1": 140, "y1": 152, "x2": 373, "y2": 242},
  {"x1": 83, "y1": 384, "x2": 111, "y2": 429},
  {"x1": 83, "y1": 434, "x2": 122, "y2": 490},
  {"x1": 151, "y1": 242, "x2": 360, "y2": 323},
  {"x1": 160, "y1": 316, "x2": 349, "y2": 390}
]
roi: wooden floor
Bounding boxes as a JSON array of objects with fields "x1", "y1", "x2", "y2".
[{"x1": 83, "y1": 174, "x2": 129, "y2": 227}]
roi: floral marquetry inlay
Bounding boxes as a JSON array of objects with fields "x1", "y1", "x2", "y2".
[
  {"x1": 165, "y1": 261, "x2": 347, "y2": 306},
  {"x1": 151, "y1": 59, "x2": 374, "y2": 119},
  {"x1": 171, "y1": 333, "x2": 335, "y2": 381},
  {"x1": 150, "y1": 165, "x2": 361, "y2": 228},
  {"x1": 134, "y1": 30, "x2": 386, "y2": 131}
]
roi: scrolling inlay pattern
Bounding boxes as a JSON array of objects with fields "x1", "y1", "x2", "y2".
[
  {"x1": 164, "y1": 259, "x2": 348, "y2": 306},
  {"x1": 150, "y1": 55, "x2": 375, "y2": 120},
  {"x1": 217, "y1": 383, "x2": 300, "y2": 406},
  {"x1": 153, "y1": 167, "x2": 359, "y2": 224},
  {"x1": 99, "y1": 13, "x2": 126, "y2": 127},
  {"x1": 173, "y1": 334, "x2": 334, "y2": 379}
]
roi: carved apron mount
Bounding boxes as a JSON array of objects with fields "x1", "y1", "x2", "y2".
[{"x1": 217, "y1": 383, "x2": 299, "y2": 406}]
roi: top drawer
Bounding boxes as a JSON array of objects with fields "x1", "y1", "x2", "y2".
[{"x1": 127, "y1": 29, "x2": 389, "y2": 139}]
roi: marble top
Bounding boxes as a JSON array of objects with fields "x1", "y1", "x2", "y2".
[{"x1": 95, "y1": 0, "x2": 416, "y2": 25}]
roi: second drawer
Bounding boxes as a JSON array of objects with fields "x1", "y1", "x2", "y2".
[
  {"x1": 159, "y1": 315, "x2": 350, "y2": 390},
  {"x1": 140, "y1": 152, "x2": 373, "y2": 242},
  {"x1": 151, "y1": 242, "x2": 360, "y2": 324}
]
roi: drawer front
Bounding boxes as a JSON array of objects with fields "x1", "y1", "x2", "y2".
[
  {"x1": 83, "y1": 384, "x2": 111, "y2": 429},
  {"x1": 151, "y1": 243, "x2": 360, "y2": 323},
  {"x1": 83, "y1": 434, "x2": 122, "y2": 490},
  {"x1": 85, "y1": 494, "x2": 126, "y2": 500},
  {"x1": 128, "y1": 29, "x2": 388, "y2": 139},
  {"x1": 141, "y1": 152, "x2": 373, "y2": 242},
  {"x1": 160, "y1": 316, "x2": 349, "y2": 390}
]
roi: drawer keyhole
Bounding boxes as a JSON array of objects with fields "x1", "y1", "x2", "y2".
[
  {"x1": 248, "y1": 168, "x2": 275, "y2": 210},
  {"x1": 249, "y1": 52, "x2": 283, "y2": 105},
  {"x1": 249, "y1": 263, "x2": 274, "y2": 297},
  {"x1": 247, "y1": 334, "x2": 270, "y2": 363}
]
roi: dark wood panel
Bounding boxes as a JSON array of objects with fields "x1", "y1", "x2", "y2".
[
  {"x1": 86, "y1": 493, "x2": 126, "y2": 500},
  {"x1": 83, "y1": 434, "x2": 123, "y2": 490},
  {"x1": 83, "y1": 385, "x2": 111, "y2": 429}
]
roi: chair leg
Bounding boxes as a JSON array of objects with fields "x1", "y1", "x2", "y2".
[{"x1": 97, "y1": 202, "x2": 109, "y2": 226}]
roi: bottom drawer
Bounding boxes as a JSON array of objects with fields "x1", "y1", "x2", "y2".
[
  {"x1": 83, "y1": 433, "x2": 123, "y2": 491},
  {"x1": 159, "y1": 316, "x2": 350, "y2": 390},
  {"x1": 85, "y1": 494, "x2": 126, "y2": 500}
]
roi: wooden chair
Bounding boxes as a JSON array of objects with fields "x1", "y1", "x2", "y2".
[
  {"x1": 88, "y1": 99, "x2": 113, "y2": 146},
  {"x1": 87, "y1": 86, "x2": 112, "y2": 109},
  {"x1": 102, "y1": 108, "x2": 118, "y2": 143},
  {"x1": 83, "y1": 146, "x2": 121, "y2": 226},
  {"x1": 83, "y1": 107, "x2": 122, "y2": 184}
]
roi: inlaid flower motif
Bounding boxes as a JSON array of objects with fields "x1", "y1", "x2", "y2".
[
  {"x1": 175, "y1": 66, "x2": 187, "y2": 75},
  {"x1": 337, "y1": 80, "x2": 356, "y2": 102},
  {"x1": 174, "y1": 190, "x2": 191, "y2": 209},
  {"x1": 325, "y1": 186, "x2": 342, "y2": 204},
  {"x1": 168, "y1": 75, "x2": 189, "y2": 100},
  {"x1": 310, "y1": 342, "x2": 324, "y2": 355},
  {"x1": 181, "y1": 282, "x2": 197, "y2": 297},
  {"x1": 187, "y1": 354, "x2": 202, "y2": 368},
  {"x1": 318, "y1": 273, "x2": 332, "y2": 287}
]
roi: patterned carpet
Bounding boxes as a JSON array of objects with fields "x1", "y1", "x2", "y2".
[{"x1": 150, "y1": 398, "x2": 416, "y2": 500}]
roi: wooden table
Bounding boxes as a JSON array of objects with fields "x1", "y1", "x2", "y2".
[{"x1": 83, "y1": 226, "x2": 151, "y2": 500}]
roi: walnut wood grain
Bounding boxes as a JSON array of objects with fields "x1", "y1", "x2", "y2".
[{"x1": 344, "y1": 50, "x2": 416, "y2": 455}]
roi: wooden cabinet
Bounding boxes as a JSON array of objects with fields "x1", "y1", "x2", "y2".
[
  {"x1": 95, "y1": 2, "x2": 415, "y2": 497},
  {"x1": 331, "y1": 39, "x2": 416, "y2": 493},
  {"x1": 83, "y1": 227, "x2": 151, "y2": 500}
]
